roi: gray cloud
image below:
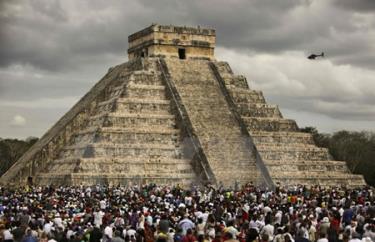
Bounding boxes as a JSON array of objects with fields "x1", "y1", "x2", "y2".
[
  {"x1": 1, "y1": 0, "x2": 374, "y2": 71},
  {"x1": 333, "y1": 0, "x2": 375, "y2": 13},
  {"x1": 0, "y1": 0, "x2": 374, "y2": 138}
]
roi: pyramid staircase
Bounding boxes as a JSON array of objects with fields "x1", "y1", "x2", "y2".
[{"x1": 162, "y1": 59, "x2": 263, "y2": 187}]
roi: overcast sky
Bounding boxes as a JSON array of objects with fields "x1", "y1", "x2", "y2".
[{"x1": 1, "y1": 0, "x2": 374, "y2": 139}]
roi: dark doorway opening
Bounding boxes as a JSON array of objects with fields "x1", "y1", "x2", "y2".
[
  {"x1": 141, "y1": 48, "x2": 148, "y2": 58},
  {"x1": 27, "y1": 176, "x2": 33, "y2": 186},
  {"x1": 178, "y1": 48, "x2": 186, "y2": 59}
]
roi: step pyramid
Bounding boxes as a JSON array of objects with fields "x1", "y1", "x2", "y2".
[{"x1": 0, "y1": 24, "x2": 365, "y2": 188}]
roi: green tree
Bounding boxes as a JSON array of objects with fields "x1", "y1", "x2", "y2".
[
  {"x1": 0, "y1": 137, "x2": 38, "y2": 176},
  {"x1": 301, "y1": 127, "x2": 375, "y2": 186}
]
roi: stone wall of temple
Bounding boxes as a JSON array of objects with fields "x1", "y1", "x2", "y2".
[{"x1": 128, "y1": 24, "x2": 215, "y2": 60}]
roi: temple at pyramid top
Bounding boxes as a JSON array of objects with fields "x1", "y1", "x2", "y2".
[{"x1": 128, "y1": 24, "x2": 216, "y2": 60}]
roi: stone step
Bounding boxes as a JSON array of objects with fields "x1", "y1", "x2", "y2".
[
  {"x1": 95, "y1": 173, "x2": 195, "y2": 181},
  {"x1": 212, "y1": 61, "x2": 233, "y2": 75},
  {"x1": 208, "y1": 159, "x2": 259, "y2": 168},
  {"x1": 271, "y1": 171, "x2": 363, "y2": 180},
  {"x1": 48, "y1": 160, "x2": 194, "y2": 175},
  {"x1": 272, "y1": 175, "x2": 366, "y2": 188},
  {"x1": 74, "y1": 130, "x2": 180, "y2": 146},
  {"x1": 181, "y1": 101, "x2": 230, "y2": 114},
  {"x1": 199, "y1": 148, "x2": 252, "y2": 163},
  {"x1": 60, "y1": 142, "x2": 182, "y2": 159},
  {"x1": 250, "y1": 131, "x2": 314, "y2": 145},
  {"x1": 258, "y1": 146, "x2": 330, "y2": 161},
  {"x1": 212, "y1": 167, "x2": 259, "y2": 177},
  {"x1": 116, "y1": 97, "x2": 170, "y2": 104},
  {"x1": 178, "y1": 95, "x2": 226, "y2": 104},
  {"x1": 104, "y1": 85, "x2": 125, "y2": 100},
  {"x1": 219, "y1": 179, "x2": 264, "y2": 188},
  {"x1": 215, "y1": 170, "x2": 261, "y2": 183},
  {"x1": 52, "y1": 156, "x2": 193, "y2": 165},
  {"x1": 167, "y1": 61, "x2": 212, "y2": 73},
  {"x1": 229, "y1": 89, "x2": 266, "y2": 103},
  {"x1": 179, "y1": 88, "x2": 222, "y2": 99},
  {"x1": 264, "y1": 160, "x2": 349, "y2": 172},
  {"x1": 222, "y1": 75, "x2": 249, "y2": 89},
  {"x1": 256, "y1": 143, "x2": 324, "y2": 150},
  {"x1": 115, "y1": 98, "x2": 171, "y2": 114},
  {"x1": 48, "y1": 157, "x2": 195, "y2": 175},
  {"x1": 38, "y1": 171, "x2": 196, "y2": 179},
  {"x1": 243, "y1": 117, "x2": 299, "y2": 132},
  {"x1": 96, "y1": 97, "x2": 117, "y2": 113},
  {"x1": 170, "y1": 78, "x2": 218, "y2": 87},
  {"x1": 129, "y1": 72, "x2": 163, "y2": 85},
  {"x1": 35, "y1": 172, "x2": 197, "y2": 187},
  {"x1": 264, "y1": 159, "x2": 346, "y2": 166},
  {"x1": 125, "y1": 84, "x2": 166, "y2": 99},
  {"x1": 254, "y1": 141, "x2": 317, "y2": 148},
  {"x1": 76, "y1": 126, "x2": 179, "y2": 136},
  {"x1": 89, "y1": 113, "x2": 176, "y2": 128},
  {"x1": 237, "y1": 103, "x2": 282, "y2": 118},
  {"x1": 99, "y1": 97, "x2": 169, "y2": 107}
]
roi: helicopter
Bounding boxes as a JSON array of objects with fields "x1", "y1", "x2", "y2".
[{"x1": 308, "y1": 52, "x2": 324, "y2": 60}]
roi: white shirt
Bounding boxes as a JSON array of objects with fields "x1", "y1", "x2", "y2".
[
  {"x1": 100, "y1": 200, "x2": 106, "y2": 210},
  {"x1": 275, "y1": 211, "x2": 282, "y2": 225},
  {"x1": 66, "y1": 229, "x2": 74, "y2": 239},
  {"x1": 138, "y1": 215, "x2": 145, "y2": 230},
  {"x1": 127, "y1": 228, "x2": 136, "y2": 237},
  {"x1": 104, "y1": 226, "x2": 113, "y2": 239},
  {"x1": 261, "y1": 224, "x2": 274, "y2": 241},
  {"x1": 185, "y1": 196, "x2": 192, "y2": 206},
  {"x1": 3, "y1": 230, "x2": 14, "y2": 240},
  {"x1": 54, "y1": 217, "x2": 63, "y2": 228},
  {"x1": 94, "y1": 211, "x2": 105, "y2": 227},
  {"x1": 348, "y1": 239, "x2": 361, "y2": 242},
  {"x1": 43, "y1": 222, "x2": 53, "y2": 234}
]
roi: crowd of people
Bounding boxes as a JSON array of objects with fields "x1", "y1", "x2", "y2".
[{"x1": 0, "y1": 183, "x2": 374, "y2": 242}]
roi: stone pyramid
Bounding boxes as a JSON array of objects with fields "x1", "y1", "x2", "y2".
[{"x1": 1, "y1": 24, "x2": 365, "y2": 188}]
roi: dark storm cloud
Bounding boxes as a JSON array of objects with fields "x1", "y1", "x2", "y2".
[
  {"x1": 0, "y1": 0, "x2": 135, "y2": 71},
  {"x1": 0, "y1": 0, "x2": 322, "y2": 70},
  {"x1": 333, "y1": 0, "x2": 375, "y2": 13},
  {"x1": 0, "y1": 0, "x2": 374, "y2": 72}
]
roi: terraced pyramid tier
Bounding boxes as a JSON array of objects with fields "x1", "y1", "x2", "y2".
[{"x1": 211, "y1": 61, "x2": 366, "y2": 187}]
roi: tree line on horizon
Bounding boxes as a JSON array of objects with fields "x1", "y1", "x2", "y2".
[
  {"x1": 0, "y1": 128, "x2": 374, "y2": 186},
  {"x1": 300, "y1": 127, "x2": 375, "y2": 186},
  {"x1": 0, "y1": 137, "x2": 38, "y2": 178}
]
